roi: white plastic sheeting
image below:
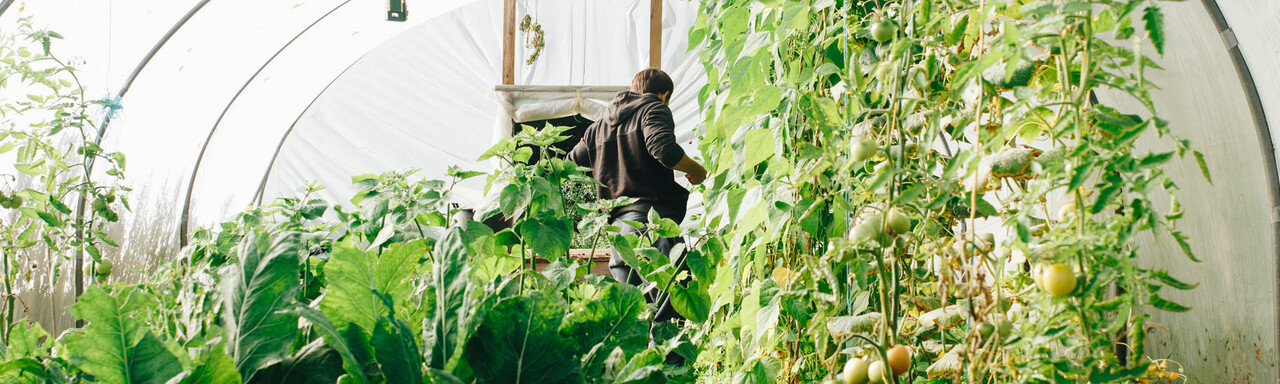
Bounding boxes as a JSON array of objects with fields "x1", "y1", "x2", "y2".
[
  {"x1": 264, "y1": 0, "x2": 705, "y2": 224},
  {"x1": 0, "y1": 0, "x2": 706, "y2": 264},
  {"x1": 1108, "y1": 1, "x2": 1280, "y2": 382}
]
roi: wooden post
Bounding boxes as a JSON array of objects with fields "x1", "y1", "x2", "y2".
[
  {"x1": 503, "y1": 0, "x2": 517, "y2": 85},
  {"x1": 649, "y1": 0, "x2": 662, "y2": 69}
]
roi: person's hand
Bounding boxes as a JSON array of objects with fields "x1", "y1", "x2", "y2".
[{"x1": 685, "y1": 165, "x2": 707, "y2": 185}]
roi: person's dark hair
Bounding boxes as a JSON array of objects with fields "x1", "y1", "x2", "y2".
[{"x1": 631, "y1": 68, "x2": 674, "y2": 95}]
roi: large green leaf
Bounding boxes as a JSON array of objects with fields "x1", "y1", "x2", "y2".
[
  {"x1": 2, "y1": 320, "x2": 50, "y2": 360},
  {"x1": 175, "y1": 347, "x2": 241, "y2": 384},
  {"x1": 519, "y1": 212, "x2": 572, "y2": 260},
  {"x1": 220, "y1": 231, "x2": 302, "y2": 381},
  {"x1": 0, "y1": 358, "x2": 49, "y2": 384},
  {"x1": 294, "y1": 307, "x2": 371, "y2": 384},
  {"x1": 742, "y1": 129, "x2": 775, "y2": 170},
  {"x1": 464, "y1": 294, "x2": 581, "y2": 384},
  {"x1": 64, "y1": 285, "x2": 183, "y2": 384},
  {"x1": 426, "y1": 227, "x2": 472, "y2": 369},
  {"x1": 560, "y1": 284, "x2": 649, "y2": 382},
  {"x1": 669, "y1": 281, "x2": 712, "y2": 323},
  {"x1": 321, "y1": 239, "x2": 426, "y2": 335},
  {"x1": 247, "y1": 339, "x2": 344, "y2": 384},
  {"x1": 372, "y1": 311, "x2": 425, "y2": 384}
]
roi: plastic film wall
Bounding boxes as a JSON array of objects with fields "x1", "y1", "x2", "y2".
[
  {"x1": 1104, "y1": 1, "x2": 1280, "y2": 382},
  {"x1": 261, "y1": 0, "x2": 706, "y2": 224}
]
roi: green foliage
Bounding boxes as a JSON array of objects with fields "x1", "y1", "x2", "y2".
[
  {"x1": 560, "y1": 283, "x2": 650, "y2": 381},
  {"x1": 63, "y1": 286, "x2": 182, "y2": 384},
  {"x1": 0, "y1": 16, "x2": 129, "y2": 346},
  {"x1": 220, "y1": 231, "x2": 302, "y2": 381},
  {"x1": 249, "y1": 339, "x2": 346, "y2": 384},
  {"x1": 426, "y1": 227, "x2": 472, "y2": 370},
  {"x1": 173, "y1": 347, "x2": 241, "y2": 384},
  {"x1": 463, "y1": 294, "x2": 582, "y2": 384},
  {"x1": 17, "y1": 1, "x2": 1206, "y2": 383},
  {"x1": 320, "y1": 240, "x2": 426, "y2": 335},
  {"x1": 689, "y1": 0, "x2": 1200, "y2": 382}
]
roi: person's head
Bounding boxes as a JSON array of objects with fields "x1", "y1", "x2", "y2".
[{"x1": 631, "y1": 68, "x2": 674, "y2": 103}]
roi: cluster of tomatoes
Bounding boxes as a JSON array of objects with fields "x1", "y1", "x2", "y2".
[{"x1": 828, "y1": 345, "x2": 910, "y2": 384}]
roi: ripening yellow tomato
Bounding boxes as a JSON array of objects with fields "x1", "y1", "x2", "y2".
[{"x1": 1042, "y1": 263, "x2": 1077, "y2": 296}]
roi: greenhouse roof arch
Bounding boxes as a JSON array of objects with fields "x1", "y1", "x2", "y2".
[{"x1": 0, "y1": 0, "x2": 705, "y2": 262}]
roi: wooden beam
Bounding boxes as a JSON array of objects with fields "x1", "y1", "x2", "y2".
[
  {"x1": 649, "y1": 0, "x2": 662, "y2": 69},
  {"x1": 503, "y1": 0, "x2": 517, "y2": 85}
]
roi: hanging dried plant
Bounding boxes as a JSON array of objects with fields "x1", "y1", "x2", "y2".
[{"x1": 519, "y1": 14, "x2": 544, "y2": 65}]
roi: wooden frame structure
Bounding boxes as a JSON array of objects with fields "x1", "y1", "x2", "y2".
[{"x1": 502, "y1": 0, "x2": 664, "y2": 85}]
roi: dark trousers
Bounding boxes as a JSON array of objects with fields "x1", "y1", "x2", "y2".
[{"x1": 608, "y1": 211, "x2": 686, "y2": 323}]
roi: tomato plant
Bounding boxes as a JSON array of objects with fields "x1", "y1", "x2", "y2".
[
  {"x1": 0, "y1": 16, "x2": 129, "y2": 342},
  {"x1": 687, "y1": 0, "x2": 1204, "y2": 382}
]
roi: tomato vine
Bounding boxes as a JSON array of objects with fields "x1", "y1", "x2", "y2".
[{"x1": 687, "y1": 0, "x2": 1202, "y2": 382}]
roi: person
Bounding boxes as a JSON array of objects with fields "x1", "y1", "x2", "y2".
[{"x1": 567, "y1": 68, "x2": 707, "y2": 323}]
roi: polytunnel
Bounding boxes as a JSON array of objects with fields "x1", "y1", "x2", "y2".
[
  {"x1": 0, "y1": 0, "x2": 1279, "y2": 382},
  {"x1": 1, "y1": 0, "x2": 707, "y2": 332}
]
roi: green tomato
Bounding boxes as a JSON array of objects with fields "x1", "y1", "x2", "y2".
[
  {"x1": 95, "y1": 258, "x2": 113, "y2": 276},
  {"x1": 851, "y1": 138, "x2": 879, "y2": 162},
  {"x1": 1042, "y1": 263, "x2": 1077, "y2": 296},
  {"x1": 852, "y1": 216, "x2": 884, "y2": 243},
  {"x1": 843, "y1": 357, "x2": 869, "y2": 384},
  {"x1": 1, "y1": 195, "x2": 21, "y2": 209},
  {"x1": 867, "y1": 360, "x2": 887, "y2": 383},
  {"x1": 975, "y1": 322, "x2": 995, "y2": 339},
  {"x1": 997, "y1": 319, "x2": 1013, "y2": 339},
  {"x1": 870, "y1": 21, "x2": 896, "y2": 43},
  {"x1": 886, "y1": 208, "x2": 910, "y2": 235}
]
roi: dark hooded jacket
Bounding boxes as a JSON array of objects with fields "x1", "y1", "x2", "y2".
[{"x1": 567, "y1": 91, "x2": 688, "y2": 221}]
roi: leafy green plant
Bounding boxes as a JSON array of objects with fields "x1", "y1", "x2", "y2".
[{"x1": 0, "y1": 118, "x2": 701, "y2": 383}]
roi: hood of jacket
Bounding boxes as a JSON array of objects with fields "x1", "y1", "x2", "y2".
[{"x1": 602, "y1": 91, "x2": 663, "y2": 126}]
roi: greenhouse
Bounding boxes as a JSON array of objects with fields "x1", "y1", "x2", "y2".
[{"x1": 0, "y1": 0, "x2": 1276, "y2": 382}]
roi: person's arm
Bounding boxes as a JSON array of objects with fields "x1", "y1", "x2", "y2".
[
  {"x1": 566, "y1": 123, "x2": 595, "y2": 168},
  {"x1": 640, "y1": 105, "x2": 707, "y2": 184},
  {"x1": 673, "y1": 154, "x2": 707, "y2": 185}
]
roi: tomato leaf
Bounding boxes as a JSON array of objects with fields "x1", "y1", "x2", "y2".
[
  {"x1": 1194, "y1": 150, "x2": 1212, "y2": 184},
  {"x1": 1088, "y1": 364, "x2": 1148, "y2": 383},
  {"x1": 1142, "y1": 6, "x2": 1165, "y2": 55},
  {"x1": 1149, "y1": 293, "x2": 1191, "y2": 312},
  {"x1": 1170, "y1": 229, "x2": 1201, "y2": 262},
  {"x1": 1150, "y1": 269, "x2": 1198, "y2": 290}
]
